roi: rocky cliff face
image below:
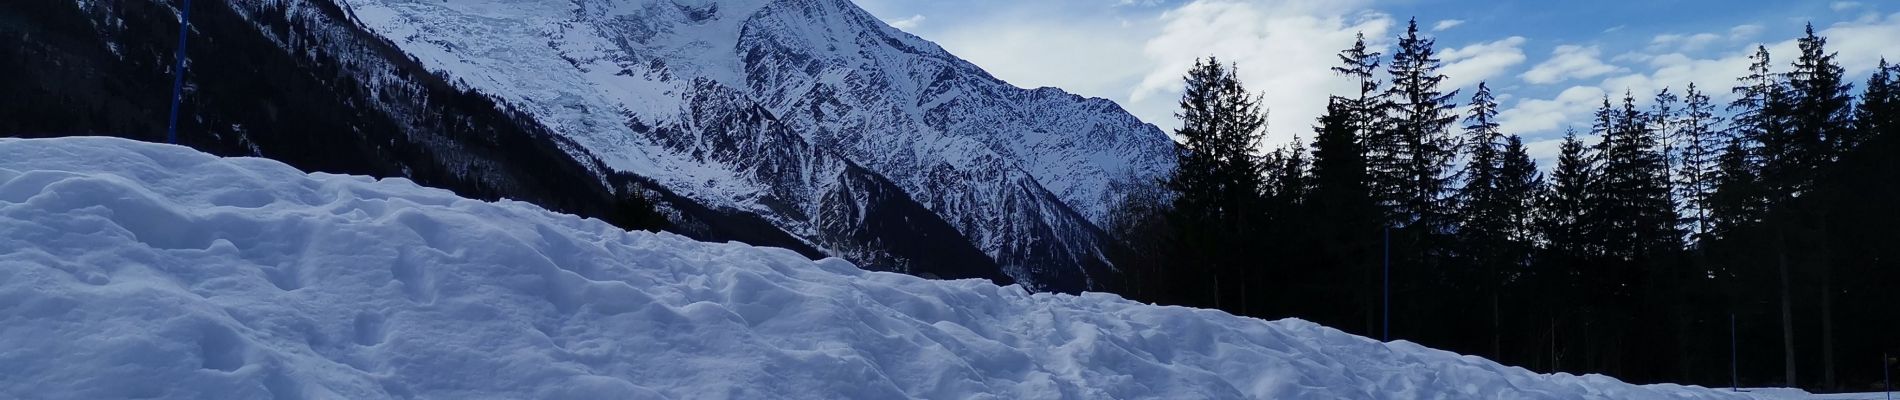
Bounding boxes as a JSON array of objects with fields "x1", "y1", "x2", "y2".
[{"x1": 8, "y1": 0, "x2": 1176, "y2": 292}]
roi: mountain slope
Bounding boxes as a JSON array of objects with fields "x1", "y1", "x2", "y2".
[
  {"x1": 0, "y1": 137, "x2": 1766, "y2": 399},
  {"x1": 4, "y1": 0, "x2": 1013, "y2": 286},
  {"x1": 333, "y1": 0, "x2": 1176, "y2": 291}
]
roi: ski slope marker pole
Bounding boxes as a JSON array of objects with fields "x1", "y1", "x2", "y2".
[{"x1": 166, "y1": 0, "x2": 193, "y2": 145}]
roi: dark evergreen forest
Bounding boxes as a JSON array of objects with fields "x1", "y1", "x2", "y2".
[{"x1": 1108, "y1": 19, "x2": 1900, "y2": 391}]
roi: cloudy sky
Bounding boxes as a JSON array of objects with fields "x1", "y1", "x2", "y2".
[{"x1": 852, "y1": 0, "x2": 1900, "y2": 164}]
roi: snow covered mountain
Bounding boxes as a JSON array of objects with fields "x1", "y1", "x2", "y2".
[
  {"x1": 0, "y1": 137, "x2": 1773, "y2": 399},
  {"x1": 13, "y1": 0, "x2": 1174, "y2": 292},
  {"x1": 326, "y1": 0, "x2": 1176, "y2": 291}
]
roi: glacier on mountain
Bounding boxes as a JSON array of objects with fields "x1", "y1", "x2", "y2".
[{"x1": 332, "y1": 0, "x2": 1176, "y2": 291}]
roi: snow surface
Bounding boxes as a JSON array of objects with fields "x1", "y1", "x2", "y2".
[{"x1": 0, "y1": 137, "x2": 1790, "y2": 399}]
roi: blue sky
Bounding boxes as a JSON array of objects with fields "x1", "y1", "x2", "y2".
[{"x1": 852, "y1": 0, "x2": 1900, "y2": 164}]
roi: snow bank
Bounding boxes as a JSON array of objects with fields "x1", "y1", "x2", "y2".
[{"x1": 0, "y1": 137, "x2": 1770, "y2": 399}]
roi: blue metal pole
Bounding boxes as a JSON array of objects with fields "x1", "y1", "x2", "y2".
[
  {"x1": 165, "y1": 0, "x2": 193, "y2": 145},
  {"x1": 1884, "y1": 351, "x2": 1890, "y2": 400},
  {"x1": 1383, "y1": 225, "x2": 1390, "y2": 342},
  {"x1": 1731, "y1": 313, "x2": 1739, "y2": 391}
]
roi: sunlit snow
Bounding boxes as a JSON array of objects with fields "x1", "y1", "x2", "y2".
[{"x1": 0, "y1": 137, "x2": 1807, "y2": 399}]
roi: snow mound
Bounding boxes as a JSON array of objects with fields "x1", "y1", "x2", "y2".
[{"x1": 0, "y1": 137, "x2": 1763, "y2": 399}]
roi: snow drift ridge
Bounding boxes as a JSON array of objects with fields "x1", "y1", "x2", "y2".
[{"x1": 0, "y1": 137, "x2": 1756, "y2": 399}]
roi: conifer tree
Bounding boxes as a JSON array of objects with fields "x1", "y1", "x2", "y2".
[
  {"x1": 1496, "y1": 135, "x2": 1542, "y2": 249},
  {"x1": 1311, "y1": 100, "x2": 1373, "y2": 225},
  {"x1": 1850, "y1": 59, "x2": 1897, "y2": 148},
  {"x1": 1542, "y1": 130, "x2": 1599, "y2": 261},
  {"x1": 1494, "y1": 133, "x2": 1542, "y2": 360},
  {"x1": 1334, "y1": 33, "x2": 1399, "y2": 226},
  {"x1": 1536, "y1": 130, "x2": 1598, "y2": 368},
  {"x1": 1787, "y1": 23, "x2": 1855, "y2": 172},
  {"x1": 1715, "y1": 46, "x2": 1780, "y2": 238},
  {"x1": 1382, "y1": 18, "x2": 1461, "y2": 233},
  {"x1": 1674, "y1": 84, "x2": 1723, "y2": 243},
  {"x1": 1597, "y1": 91, "x2": 1679, "y2": 260},
  {"x1": 1453, "y1": 82, "x2": 1518, "y2": 359},
  {"x1": 1785, "y1": 23, "x2": 1854, "y2": 390},
  {"x1": 1313, "y1": 95, "x2": 1383, "y2": 335},
  {"x1": 1653, "y1": 87, "x2": 1682, "y2": 185},
  {"x1": 1728, "y1": 43, "x2": 1799, "y2": 388},
  {"x1": 1267, "y1": 139, "x2": 1310, "y2": 207},
  {"x1": 1166, "y1": 58, "x2": 1269, "y2": 311},
  {"x1": 1455, "y1": 83, "x2": 1509, "y2": 281}
]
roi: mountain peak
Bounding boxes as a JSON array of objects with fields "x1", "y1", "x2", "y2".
[{"x1": 340, "y1": 0, "x2": 1174, "y2": 290}]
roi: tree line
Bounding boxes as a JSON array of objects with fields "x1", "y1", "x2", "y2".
[{"x1": 1106, "y1": 19, "x2": 1900, "y2": 391}]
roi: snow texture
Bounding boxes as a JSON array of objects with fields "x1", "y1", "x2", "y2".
[{"x1": 0, "y1": 137, "x2": 1798, "y2": 399}]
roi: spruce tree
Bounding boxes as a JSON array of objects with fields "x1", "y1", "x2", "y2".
[
  {"x1": 1729, "y1": 43, "x2": 1799, "y2": 388},
  {"x1": 1675, "y1": 84, "x2": 1723, "y2": 243},
  {"x1": 1709, "y1": 138, "x2": 1766, "y2": 238},
  {"x1": 1787, "y1": 23, "x2": 1855, "y2": 172},
  {"x1": 1851, "y1": 59, "x2": 1897, "y2": 148},
  {"x1": 1382, "y1": 18, "x2": 1461, "y2": 233},
  {"x1": 1311, "y1": 99, "x2": 1373, "y2": 224},
  {"x1": 1496, "y1": 135, "x2": 1542, "y2": 249},
  {"x1": 1717, "y1": 45, "x2": 1781, "y2": 237},
  {"x1": 1380, "y1": 18, "x2": 1461, "y2": 345},
  {"x1": 1455, "y1": 82, "x2": 1509, "y2": 284},
  {"x1": 1542, "y1": 130, "x2": 1599, "y2": 262},
  {"x1": 1166, "y1": 58, "x2": 1269, "y2": 311},
  {"x1": 1454, "y1": 83, "x2": 1508, "y2": 358},
  {"x1": 1653, "y1": 87, "x2": 1682, "y2": 187},
  {"x1": 1786, "y1": 23, "x2": 1854, "y2": 390},
  {"x1": 1537, "y1": 130, "x2": 1598, "y2": 370},
  {"x1": 1312, "y1": 97, "x2": 1382, "y2": 335},
  {"x1": 1598, "y1": 91, "x2": 1679, "y2": 260},
  {"x1": 1457, "y1": 82, "x2": 1507, "y2": 244},
  {"x1": 1334, "y1": 33, "x2": 1398, "y2": 226},
  {"x1": 1494, "y1": 134, "x2": 1542, "y2": 361},
  {"x1": 1267, "y1": 139, "x2": 1310, "y2": 207},
  {"x1": 1731, "y1": 45, "x2": 1796, "y2": 204}
]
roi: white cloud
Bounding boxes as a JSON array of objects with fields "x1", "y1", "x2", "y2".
[
  {"x1": 929, "y1": 15, "x2": 1152, "y2": 102},
  {"x1": 1440, "y1": 36, "x2": 1529, "y2": 90},
  {"x1": 1499, "y1": 12, "x2": 1900, "y2": 149},
  {"x1": 1818, "y1": 12, "x2": 1900, "y2": 75},
  {"x1": 887, "y1": 0, "x2": 1167, "y2": 115},
  {"x1": 1130, "y1": 0, "x2": 1392, "y2": 145},
  {"x1": 1520, "y1": 45, "x2": 1622, "y2": 84},
  {"x1": 1832, "y1": 2, "x2": 1863, "y2": 12},
  {"x1": 1650, "y1": 32, "x2": 1723, "y2": 52},
  {"x1": 1497, "y1": 85, "x2": 1607, "y2": 135},
  {"x1": 886, "y1": 14, "x2": 927, "y2": 30},
  {"x1": 1729, "y1": 24, "x2": 1766, "y2": 41},
  {"x1": 1648, "y1": 24, "x2": 1767, "y2": 54},
  {"x1": 1432, "y1": 19, "x2": 1465, "y2": 32},
  {"x1": 1522, "y1": 133, "x2": 1602, "y2": 166}
]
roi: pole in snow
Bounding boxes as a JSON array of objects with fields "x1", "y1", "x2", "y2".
[
  {"x1": 165, "y1": 0, "x2": 193, "y2": 145},
  {"x1": 1884, "y1": 351, "x2": 1891, "y2": 400},
  {"x1": 1382, "y1": 225, "x2": 1390, "y2": 342},
  {"x1": 1730, "y1": 314, "x2": 1739, "y2": 392}
]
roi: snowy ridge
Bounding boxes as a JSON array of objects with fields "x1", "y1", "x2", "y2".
[
  {"x1": 330, "y1": 0, "x2": 1171, "y2": 290},
  {"x1": 0, "y1": 137, "x2": 1770, "y2": 399}
]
